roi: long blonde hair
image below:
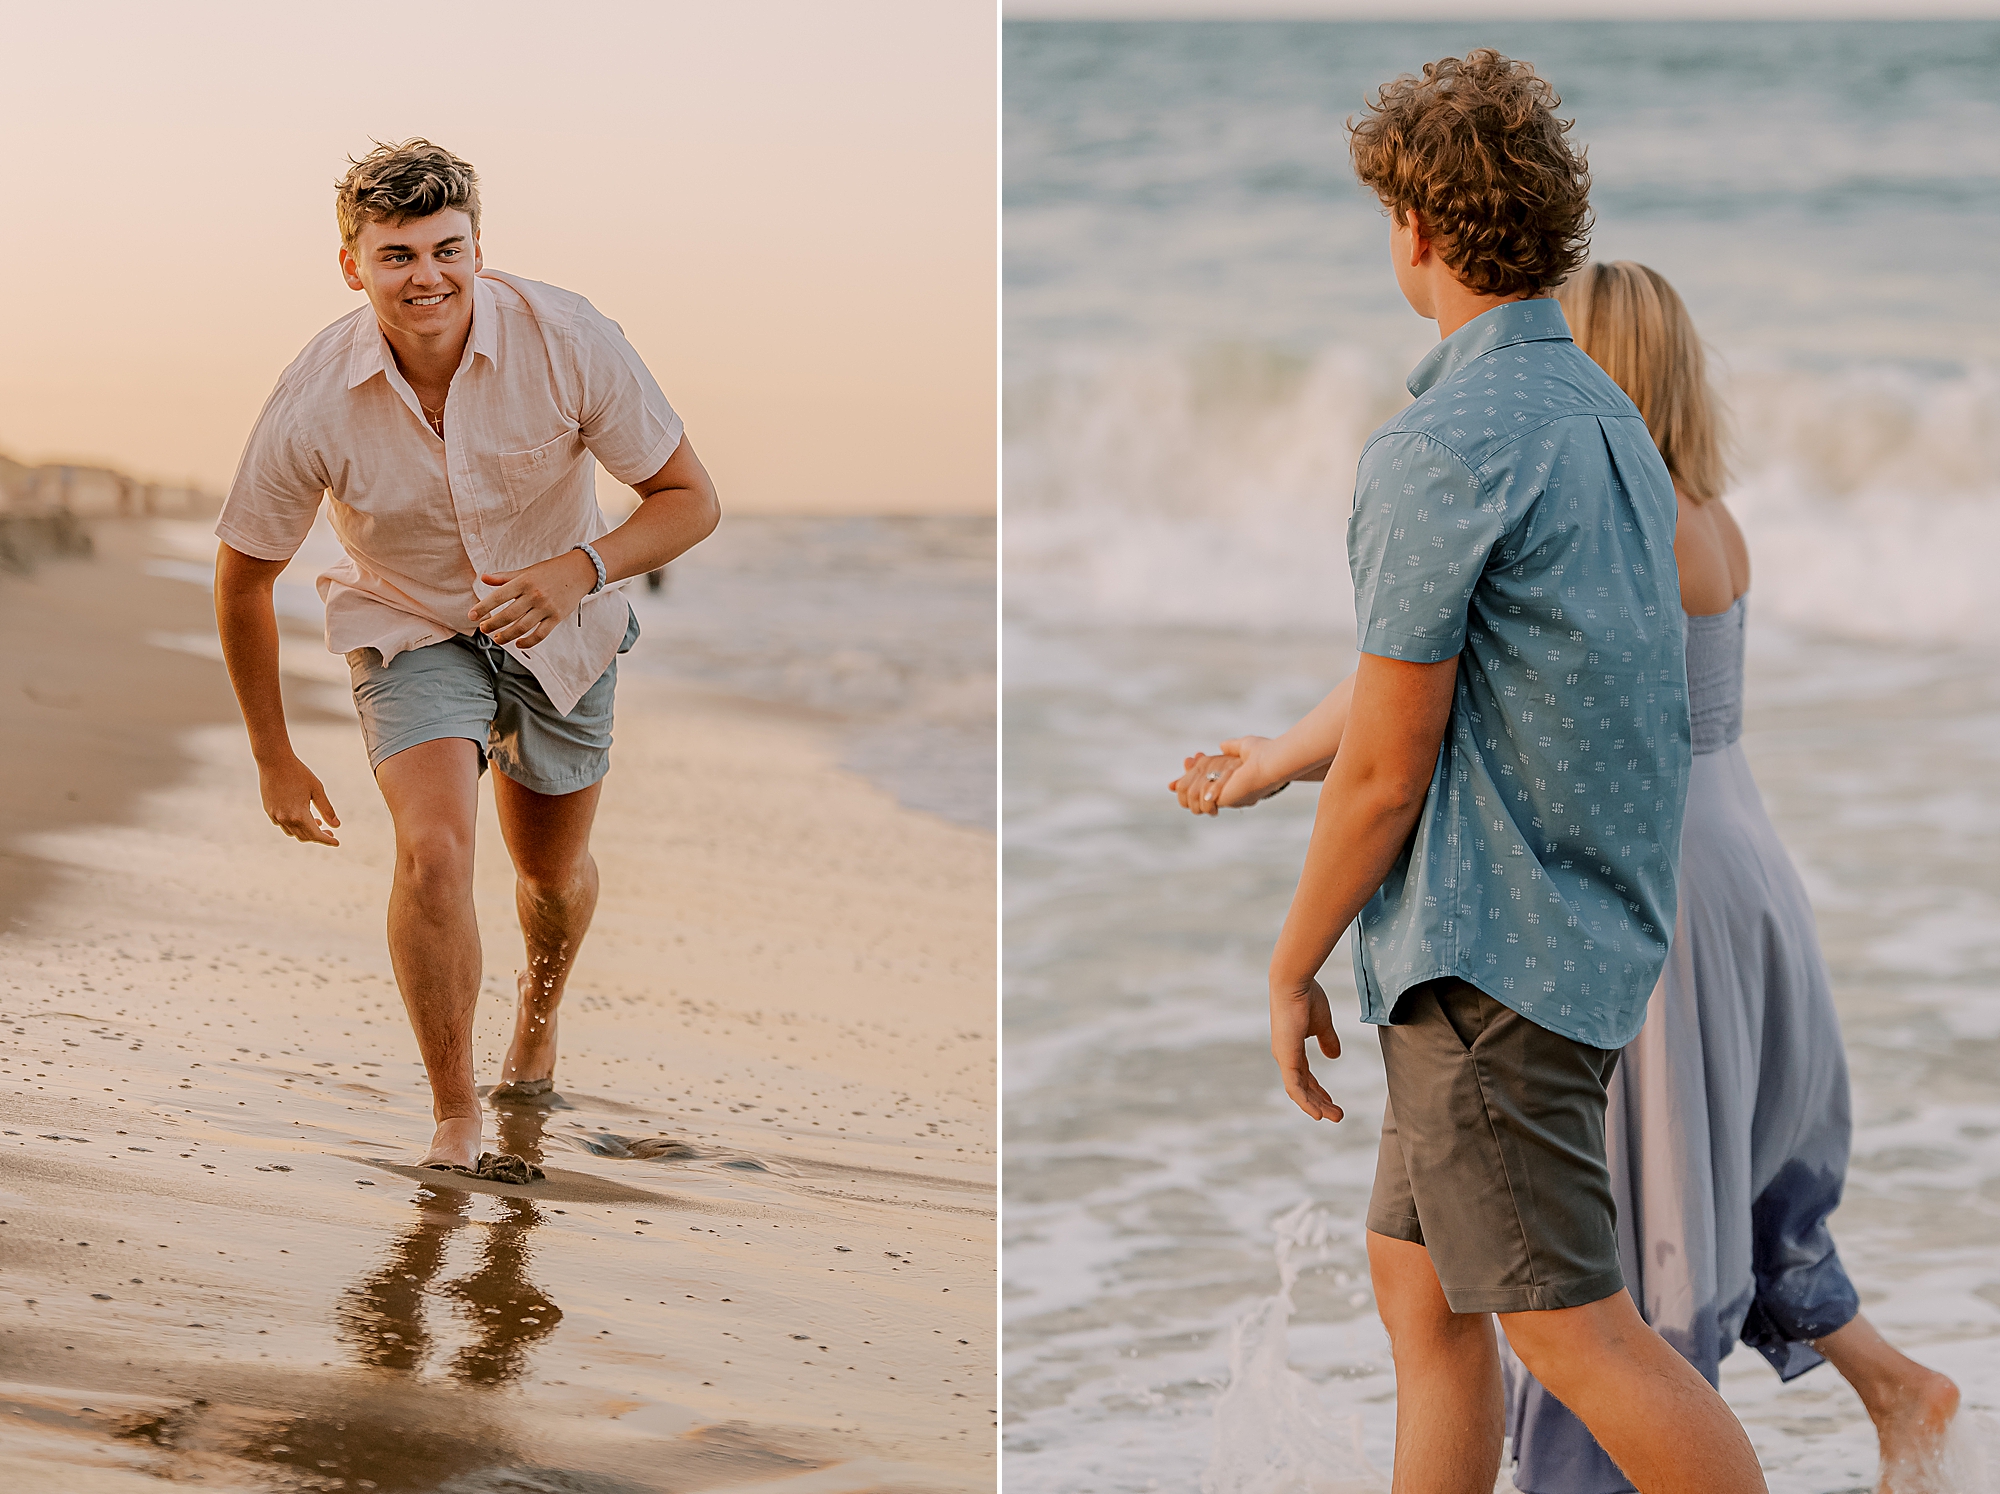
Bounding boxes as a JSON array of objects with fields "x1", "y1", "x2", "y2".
[{"x1": 1556, "y1": 261, "x2": 1727, "y2": 502}]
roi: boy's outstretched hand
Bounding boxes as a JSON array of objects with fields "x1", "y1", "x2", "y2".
[{"x1": 1270, "y1": 976, "x2": 1342, "y2": 1121}]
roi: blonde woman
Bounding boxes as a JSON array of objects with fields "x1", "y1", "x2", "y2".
[{"x1": 1173, "y1": 264, "x2": 1959, "y2": 1492}]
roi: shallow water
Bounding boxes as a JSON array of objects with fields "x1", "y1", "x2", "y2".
[
  {"x1": 1002, "y1": 618, "x2": 2000, "y2": 1492},
  {"x1": 619, "y1": 515, "x2": 996, "y2": 833}
]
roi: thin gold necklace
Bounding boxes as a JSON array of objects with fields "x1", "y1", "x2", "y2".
[{"x1": 420, "y1": 399, "x2": 446, "y2": 437}]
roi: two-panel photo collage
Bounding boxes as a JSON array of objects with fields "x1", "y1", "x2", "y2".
[{"x1": 4, "y1": 4, "x2": 1997, "y2": 1492}]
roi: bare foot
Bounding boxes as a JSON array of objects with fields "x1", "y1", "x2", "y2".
[
  {"x1": 497, "y1": 967, "x2": 560, "y2": 1090},
  {"x1": 417, "y1": 1114, "x2": 482, "y2": 1171},
  {"x1": 1874, "y1": 1365, "x2": 1959, "y2": 1494}
]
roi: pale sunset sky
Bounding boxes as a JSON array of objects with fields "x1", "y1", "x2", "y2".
[{"x1": 2, "y1": 2, "x2": 996, "y2": 515}]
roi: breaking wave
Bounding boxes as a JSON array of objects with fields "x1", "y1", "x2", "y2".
[{"x1": 1004, "y1": 344, "x2": 2000, "y2": 648}]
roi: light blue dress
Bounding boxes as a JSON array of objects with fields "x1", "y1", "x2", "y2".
[{"x1": 1504, "y1": 595, "x2": 1862, "y2": 1494}]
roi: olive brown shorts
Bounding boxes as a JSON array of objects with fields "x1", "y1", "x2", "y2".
[{"x1": 1367, "y1": 977, "x2": 1626, "y2": 1315}]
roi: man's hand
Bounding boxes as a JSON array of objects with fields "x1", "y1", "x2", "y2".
[
  {"x1": 258, "y1": 753, "x2": 341, "y2": 846},
  {"x1": 470, "y1": 549, "x2": 599, "y2": 648},
  {"x1": 1170, "y1": 735, "x2": 1286, "y2": 815},
  {"x1": 1270, "y1": 976, "x2": 1343, "y2": 1122}
]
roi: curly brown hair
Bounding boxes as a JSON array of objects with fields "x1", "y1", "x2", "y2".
[
  {"x1": 335, "y1": 138, "x2": 481, "y2": 249},
  {"x1": 1349, "y1": 50, "x2": 1592, "y2": 299}
]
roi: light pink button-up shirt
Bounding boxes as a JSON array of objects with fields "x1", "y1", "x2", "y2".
[{"x1": 217, "y1": 270, "x2": 683, "y2": 715}]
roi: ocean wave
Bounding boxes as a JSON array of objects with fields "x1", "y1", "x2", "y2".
[{"x1": 1004, "y1": 344, "x2": 2000, "y2": 647}]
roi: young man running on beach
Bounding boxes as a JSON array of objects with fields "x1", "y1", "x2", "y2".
[
  {"x1": 1174, "y1": 53, "x2": 1765, "y2": 1491},
  {"x1": 214, "y1": 139, "x2": 718, "y2": 1174}
]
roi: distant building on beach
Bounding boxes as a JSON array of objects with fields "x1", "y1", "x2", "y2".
[{"x1": 0, "y1": 453, "x2": 216, "y2": 518}]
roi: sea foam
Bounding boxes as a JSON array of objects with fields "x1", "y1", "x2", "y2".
[
  {"x1": 1201, "y1": 1203, "x2": 1388, "y2": 1494},
  {"x1": 1005, "y1": 346, "x2": 2000, "y2": 649}
]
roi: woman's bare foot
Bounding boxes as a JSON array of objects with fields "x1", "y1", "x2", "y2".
[
  {"x1": 417, "y1": 1114, "x2": 483, "y2": 1171},
  {"x1": 1814, "y1": 1315, "x2": 1959, "y2": 1494},
  {"x1": 1872, "y1": 1366, "x2": 1960, "y2": 1494},
  {"x1": 497, "y1": 967, "x2": 561, "y2": 1092}
]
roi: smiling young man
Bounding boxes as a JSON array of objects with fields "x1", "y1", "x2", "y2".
[
  {"x1": 214, "y1": 139, "x2": 718, "y2": 1175},
  {"x1": 1173, "y1": 53, "x2": 1767, "y2": 1493}
]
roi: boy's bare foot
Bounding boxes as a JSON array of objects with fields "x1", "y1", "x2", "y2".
[
  {"x1": 496, "y1": 967, "x2": 560, "y2": 1095},
  {"x1": 1874, "y1": 1366, "x2": 1959, "y2": 1494},
  {"x1": 418, "y1": 1114, "x2": 483, "y2": 1171}
]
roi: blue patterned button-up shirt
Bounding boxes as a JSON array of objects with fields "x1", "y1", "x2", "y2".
[{"x1": 1347, "y1": 299, "x2": 1690, "y2": 1050}]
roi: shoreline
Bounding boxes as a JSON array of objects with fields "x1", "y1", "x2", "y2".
[
  {"x1": 0, "y1": 520, "x2": 346, "y2": 932},
  {"x1": 0, "y1": 519, "x2": 996, "y2": 1490}
]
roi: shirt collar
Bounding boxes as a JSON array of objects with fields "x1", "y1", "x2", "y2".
[
  {"x1": 1406, "y1": 297, "x2": 1573, "y2": 398},
  {"x1": 467, "y1": 272, "x2": 499, "y2": 366},
  {"x1": 343, "y1": 273, "x2": 499, "y2": 390}
]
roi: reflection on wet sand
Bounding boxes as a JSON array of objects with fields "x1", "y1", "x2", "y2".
[
  {"x1": 338, "y1": 1104, "x2": 564, "y2": 1385},
  {"x1": 493, "y1": 1095, "x2": 557, "y2": 1166}
]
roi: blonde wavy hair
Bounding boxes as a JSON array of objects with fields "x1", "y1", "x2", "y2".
[{"x1": 1556, "y1": 260, "x2": 1727, "y2": 502}]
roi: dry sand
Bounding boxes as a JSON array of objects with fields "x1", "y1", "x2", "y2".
[{"x1": 0, "y1": 521, "x2": 996, "y2": 1492}]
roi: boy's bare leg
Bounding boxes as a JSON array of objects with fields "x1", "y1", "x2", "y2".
[
  {"x1": 375, "y1": 738, "x2": 485, "y2": 1169},
  {"x1": 1812, "y1": 1316, "x2": 1958, "y2": 1493},
  {"x1": 491, "y1": 773, "x2": 603, "y2": 1094},
  {"x1": 1367, "y1": 1232, "x2": 1505, "y2": 1494},
  {"x1": 1501, "y1": 1291, "x2": 1768, "y2": 1493}
]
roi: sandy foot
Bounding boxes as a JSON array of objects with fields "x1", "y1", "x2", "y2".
[
  {"x1": 422, "y1": 1151, "x2": 546, "y2": 1184},
  {"x1": 1876, "y1": 1366, "x2": 1960, "y2": 1494},
  {"x1": 416, "y1": 1115, "x2": 483, "y2": 1171}
]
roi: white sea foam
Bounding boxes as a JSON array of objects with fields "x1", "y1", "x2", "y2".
[
  {"x1": 1937, "y1": 1410, "x2": 2000, "y2": 1490},
  {"x1": 1725, "y1": 362, "x2": 2000, "y2": 647},
  {"x1": 1005, "y1": 347, "x2": 2000, "y2": 649},
  {"x1": 1202, "y1": 1204, "x2": 1388, "y2": 1494},
  {"x1": 1005, "y1": 344, "x2": 1385, "y2": 637}
]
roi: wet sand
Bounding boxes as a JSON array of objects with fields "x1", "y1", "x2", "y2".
[
  {"x1": 0, "y1": 521, "x2": 335, "y2": 929},
  {"x1": 0, "y1": 520, "x2": 996, "y2": 1491}
]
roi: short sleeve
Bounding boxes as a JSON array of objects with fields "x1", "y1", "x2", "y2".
[
  {"x1": 571, "y1": 300, "x2": 684, "y2": 486},
  {"x1": 214, "y1": 384, "x2": 328, "y2": 562},
  {"x1": 1347, "y1": 432, "x2": 1502, "y2": 663}
]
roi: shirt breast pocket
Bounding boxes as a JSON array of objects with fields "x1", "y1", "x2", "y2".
[{"x1": 495, "y1": 427, "x2": 582, "y2": 514}]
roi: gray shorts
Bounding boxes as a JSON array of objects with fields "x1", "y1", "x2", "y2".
[
  {"x1": 1367, "y1": 977, "x2": 1625, "y2": 1315},
  {"x1": 346, "y1": 605, "x2": 639, "y2": 797}
]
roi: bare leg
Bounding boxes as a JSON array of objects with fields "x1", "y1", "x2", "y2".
[
  {"x1": 490, "y1": 771, "x2": 603, "y2": 1094},
  {"x1": 1501, "y1": 1290, "x2": 1767, "y2": 1493},
  {"x1": 1813, "y1": 1315, "x2": 1958, "y2": 1493},
  {"x1": 375, "y1": 738, "x2": 484, "y2": 1169},
  {"x1": 1366, "y1": 1232, "x2": 1504, "y2": 1494}
]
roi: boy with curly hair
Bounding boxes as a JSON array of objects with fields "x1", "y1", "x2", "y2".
[{"x1": 1174, "y1": 51, "x2": 1766, "y2": 1491}]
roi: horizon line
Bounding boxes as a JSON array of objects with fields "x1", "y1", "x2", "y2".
[{"x1": 1005, "y1": 3, "x2": 2000, "y2": 18}]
